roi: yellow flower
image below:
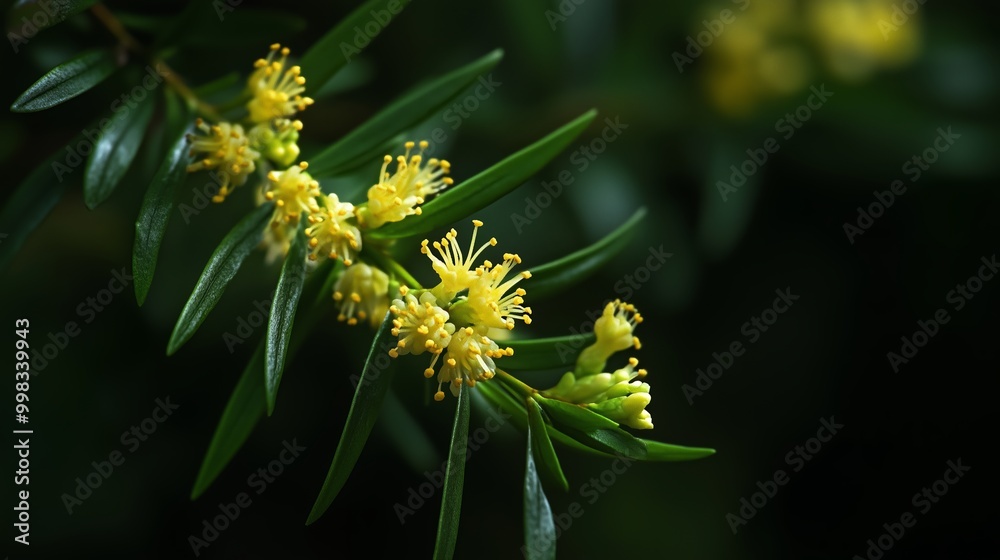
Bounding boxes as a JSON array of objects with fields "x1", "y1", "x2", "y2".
[
  {"x1": 432, "y1": 326, "x2": 512, "y2": 401},
  {"x1": 421, "y1": 220, "x2": 496, "y2": 301},
  {"x1": 576, "y1": 300, "x2": 642, "y2": 376},
  {"x1": 264, "y1": 162, "x2": 320, "y2": 224},
  {"x1": 545, "y1": 357, "x2": 653, "y2": 430},
  {"x1": 186, "y1": 119, "x2": 259, "y2": 203},
  {"x1": 356, "y1": 141, "x2": 453, "y2": 229},
  {"x1": 248, "y1": 118, "x2": 302, "y2": 168},
  {"x1": 246, "y1": 43, "x2": 314, "y2": 124},
  {"x1": 333, "y1": 263, "x2": 389, "y2": 327},
  {"x1": 388, "y1": 289, "x2": 455, "y2": 359},
  {"x1": 304, "y1": 192, "x2": 361, "y2": 265},
  {"x1": 465, "y1": 252, "x2": 532, "y2": 330}
]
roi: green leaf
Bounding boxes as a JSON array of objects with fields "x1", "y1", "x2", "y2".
[
  {"x1": 524, "y1": 411, "x2": 557, "y2": 560},
  {"x1": 561, "y1": 425, "x2": 648, "y2": 459},
  {"x1": 10, "y1": 49, "x2": 117, "y2": 112},
  {"x1": 639, "y1": 439, "x2": 716, "y2": 462},
  {"x1": 190, "y1": 343, "x2": 266, "y2": 500},
  {"x1": 432, "y1": 382, "x2": 471, "y2": 560},
  {"x1": 306, "y1": 313, "x2": 397, "y2": 524},
  {"x1": 528, "y1": 207, "x2": 648, "y2": 300},
  {"x1": 0, "y1": 142, "x2": 73, "y2": 270},
  {"x1": 536, "y1": 397, "x2": 646, "y2": 458},
  {"x1": 191, "y1": 262, "x2": 338, "y2": 500},
  {"x1": 132, "y1": 94, "x2": 193, "y2": 305},
  {"x1": 166, "y1": 203, "x2": 273, "y2": 355},
  {"x1": 264, "y1": 221, "x2": 308, "y2": 416},
  {"x1": 536, "y1": 396, "x2": 620, "y2": 431},
  {"x1": 298, "y1": 0, "x2": 413, "y2": 95},
  {"x1": 526, "y1": 398, "x2": 569, "y2": 492},
  {"x1": 504, "y1": 333, "x2": 595, "y2": 371},
  {"x1": 371, "y1": 110, "x2": 597, "y2": 239},
  {"x1": 7, "y1": 0, "x2": 97, "y2": 39},
  {"x1": 83, "y1": 85, "x2": 155, "y2": 209},
  {"x1": 305, "y1": 49, "x2": 503, "y2": 177}
]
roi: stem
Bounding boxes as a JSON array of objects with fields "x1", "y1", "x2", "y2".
[
  {"x1": 90, "y1": 3, "x2": 223, "y2": 122},
  {"x1": 496, "y1": 369, "x2": 536, "y2": 398}
]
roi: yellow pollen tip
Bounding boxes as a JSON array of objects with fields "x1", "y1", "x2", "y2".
[
  {"x1": 434, "y1": 391, "x2": 445, "y2": 402},
  {"x1": 472, "y1": 219, "x2": 484, "y2": 227},
  {"x1": 424, "y1": 368, "x2": 435, "y2": 379}
]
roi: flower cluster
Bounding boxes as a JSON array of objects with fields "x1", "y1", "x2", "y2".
[
  {"x1": 542, "y1": 300, "x2": 653, "y2": 430},
  {"x1": 389, "y1": 220, "x2": 529, "y2": 401},
  {"x1": 185, "y1": 44, "x2": 455, "y2": 326}
]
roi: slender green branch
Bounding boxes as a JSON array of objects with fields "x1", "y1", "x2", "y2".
[
  {"x1": 90, "y1": 2, "x2": 224, "y2": 122},
  {"x1": 496, "y1": 369, "x2": 536, "y2": 398}
]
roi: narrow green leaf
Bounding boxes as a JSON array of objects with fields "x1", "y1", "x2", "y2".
[
  {"x1": 264, "y1": 221, "x2": 309, "y2": 415},
  {"x1": 10, "y1": 49, "x2": 117, "y2": 112},
  {"x1": 306, "y1": 49, "x2": 503, "y2": 177},
  {"x1": 371, "y1": 110, "x2": 597, "y2": 239},
  {"x1": 83, "y1": 86, "x2": 155, "y2": 208},
  {"x1": 191, "y1": 262, "x2": 338, "y2": 500},
  {"x1": 298, "y1": 0, "x2": 413, "y2": 95},
  {"x1": 537, "y1": 397, "x2": 647, "y2": 458},
  {"x1": 7, "y1": 0, "x2": 97, "y2": 39},
  {"x1": 524, "y1": 413, "x2": 557, "y2": 560},
  {"x1": 166, "y1": 203, "x2": 274, "y2": 355},
  {"x1": 528, "y1": 207, "x2": 648, "y2": 300},
  {"x1": 306, "y1": 313, "x2": 397, "y2": 524},
  {"x1": 133, "y1": 95, "x2": 193, "y2": 305},
  {"x1": 639, "y1": 439, "x2": 716, "y2": 462},
  {"x1": 0, "y1": 131, "x2": 88, "y2": 269},
  {"x1": 561, "y1": 425, "x2": 648, "y2": 459},
  {"x1": 545, "y1": 424, "x2": 610, "y2": 458},
  {"x1": 432, "y1": 382, "x2": 471, "y2": 560},
  {"x1": 526, "y1": 398, "x2": 569, "y2": 492},
  {"x1": 536, "y1": 396, "x2": 620, "y2": 431},
  {"x1": 190, "y1": 343, "x2": 266, "y2": 500},
  {"x1": 504, "y1": 333, "x2": 596, "y2": 371}
]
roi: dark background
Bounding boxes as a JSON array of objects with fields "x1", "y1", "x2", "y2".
[{"x1": 2, "y1": 0, "x2": 997, "y2": 558}]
